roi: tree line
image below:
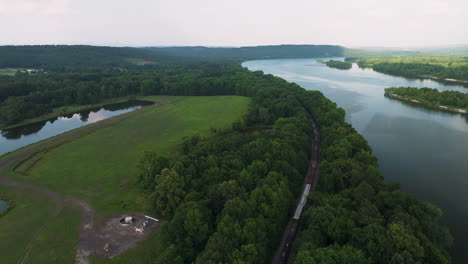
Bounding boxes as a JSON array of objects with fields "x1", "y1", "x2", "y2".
[
  {"x1": 347, "y1": 56, "x2": 468, "y2": 82},
  {"x1": 373, "y1": 63, "x2": 468, "y2": 81},
  {"x1": 325, "y1": 60, "x2": 352, "y2": 70},
  {"x1": 385, "y1": 87, "x2": 468, "y2": 111}
]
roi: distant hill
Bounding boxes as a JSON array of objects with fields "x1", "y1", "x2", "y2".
[
  {"x1": 344, "y1": 47, "x2": 421, "y2": 57},
  {"x1": 146, "y1": 45, "x2": 345, "y2": 60},
  {"x1": 0, "y1": 45, "x2": 169, "y2": 70},
  {"x1": 0, "y1": 44, "x2": 345, "y2": 71}
]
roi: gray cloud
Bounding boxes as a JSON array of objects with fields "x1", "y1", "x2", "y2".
[{"x1": 0, "y1": 0, "x2": 467, "y2": 47}]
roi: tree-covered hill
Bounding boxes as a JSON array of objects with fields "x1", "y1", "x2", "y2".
[
  {"x1": 0, "y1": 45, "x2": 345, "y2": 72},
  {"x1": 146, "y1": 45, "x2": 345, "y2": 60},
  {"x1": 0, "y1": 45, "x2": 171, "y2": 70}
]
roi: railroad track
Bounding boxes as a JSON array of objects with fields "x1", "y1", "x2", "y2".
[{"x1": 272, "y1": 115, "x2": 320, "y2": 264}]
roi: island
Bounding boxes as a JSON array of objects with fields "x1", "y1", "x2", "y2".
[
  {"x1": 321, "y1": 59, "x2": 352, "y2": 70},
  {"x1": 385, "y1": 87, "x2": 468, "y2": 114}
]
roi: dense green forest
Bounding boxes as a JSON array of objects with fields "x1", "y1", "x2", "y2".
[
  {"x1": 324, "y1": 60, "x2": 352, "y2": 70},
  {"x1": 385, "y1": 87, "x2": 468, "y2": 111},
  {"x1": 0, "y1": 45, "x2": 453, "y2": 263},
  {"x1": 348, "y1": 56, "x2": 468, "y2": 82}
]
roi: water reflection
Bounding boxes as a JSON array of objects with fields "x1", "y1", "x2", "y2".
[
  {"x1": 0, "y1": 100, "x2": 152, "y2": 155},
  {"x1": 0, "y1": 200, "x2": 7, "y2": 213}
]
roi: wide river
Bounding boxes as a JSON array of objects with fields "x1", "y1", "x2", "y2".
[{"x1": 243, "y1": 58, "x2": 468, "y2": 263}]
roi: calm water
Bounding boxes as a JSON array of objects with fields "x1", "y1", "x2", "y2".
[
  {"x1": 0, "y1": 100, "x2": 151, "y2": 156},
  {"x1": 243, "y1": 58, "x2": 468, "y2": 263},
  {"x1": 0, "y1": 200, "x2": 7, "y2": 213}
]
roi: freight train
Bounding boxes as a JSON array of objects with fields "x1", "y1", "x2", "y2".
[{"x1": 278, "y1": 118, "x2": 320, "y2": 264}]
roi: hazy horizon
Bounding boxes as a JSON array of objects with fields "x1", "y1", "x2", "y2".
[{"x1": 1, "y1": 0, "x2": 467, "y2": 47}]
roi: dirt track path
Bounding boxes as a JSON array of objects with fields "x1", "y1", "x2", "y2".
[{"x1": 0, "y1": 103, "x2": 158, "y2": 264}]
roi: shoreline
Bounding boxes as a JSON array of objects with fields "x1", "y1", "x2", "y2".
[
  {"x1": 385, "y1": 92, "x2": 468, "y2": 115},
  {"x1": 430, "y1": 76, "x2": 468, "y2": 84}
]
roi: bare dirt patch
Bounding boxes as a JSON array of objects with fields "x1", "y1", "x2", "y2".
[{"x1": 76, "y1": 213, "x2": 161, "y2": 262}]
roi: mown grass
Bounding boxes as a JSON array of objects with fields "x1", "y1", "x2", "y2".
[
  {"x1": 23, "y1": 205, "x2": 81, "y2": 264},
  {"x1": 0, "y1": 68, "x2": 19, "y2": 76},
  {"x1": 1, "y1": 95, "x2": 249, "y2": 263},
  {"x1": 0, "y1": 185, "x2": 56, "y2": 264}
]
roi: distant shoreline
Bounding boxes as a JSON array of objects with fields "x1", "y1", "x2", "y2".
[{"x1": 430, "y1": 76, "x2": 468, "y2": 84}]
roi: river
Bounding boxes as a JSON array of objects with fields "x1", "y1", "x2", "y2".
[
  {"x1": 0, "y1": 100, "x2": 151, "y2": 156},
  {"x1": 243, "y1": 58, "x2": 468, "y2": 263}
]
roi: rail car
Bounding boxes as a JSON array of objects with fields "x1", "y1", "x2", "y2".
[{"x1": 293, "y1": 184, "x2": 311, "y2": 221}]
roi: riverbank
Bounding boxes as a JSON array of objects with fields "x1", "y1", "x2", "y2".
[
  {"x1": 385, "y1": 92, "x2": 468, "y2": 114},
  {"x1": 430, "y1": 76, "x2": 468, "y2": 84},
  {"x1": 0, "y1": 96, "x2": 145, "y2": 130}
]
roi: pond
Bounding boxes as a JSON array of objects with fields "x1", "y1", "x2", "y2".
[
  {"x1": 0, "y1": 100, "x2": 152, "y2": 156},
  {"x1": 243, "y1": 58, "x2": 468, "y2": 263},
  {"x1": 0, "y1": 200, "x2": 7, "y2": 213}
]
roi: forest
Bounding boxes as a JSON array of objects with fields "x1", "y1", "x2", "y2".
[
  {"x1": 0, "y1": 45, "x2": 454, "y2": 263},
  {"x1": 349, "y1": 56, "x2": 468, "y2": 82},
  {"x1": 385, "y1": 87, "x2": 468, "y2": 110},
  {"x1": 324, "y1": 60, "x2": 352, "y2": 70}
]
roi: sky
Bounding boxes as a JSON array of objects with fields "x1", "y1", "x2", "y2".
[{"x1": 0, "y1": 0, "x2": 467, "y2": 47}]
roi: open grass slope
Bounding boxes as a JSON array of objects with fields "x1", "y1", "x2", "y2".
[
  {"x1": 11, "y1": 95, "x2": 249, "y2": 221},
  {"x1": 0, "y1": 185, "x2": 80, "y2": 264}
]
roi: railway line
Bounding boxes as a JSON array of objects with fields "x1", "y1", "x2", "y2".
[{"x1": 272, "y1": 115, "x2": 320, "y2": 264}]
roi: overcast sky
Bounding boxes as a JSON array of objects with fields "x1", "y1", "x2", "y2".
[{"x1": 1, "y1": 0, "x2": 467, "y2": 47}]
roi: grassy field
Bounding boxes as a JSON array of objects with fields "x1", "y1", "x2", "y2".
[
  {"x1": 0, "y1": 68, "x2": 19, "y2": 76},
  {"x1": 353, "y1": 55, "x2": 468, "y2": 68},
  {"x1": 0, "y1": 95, "x2": 249, "y2": 263},
  {"x1": 0, "y1": 186, "x2": 53, "y2": 263}
]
